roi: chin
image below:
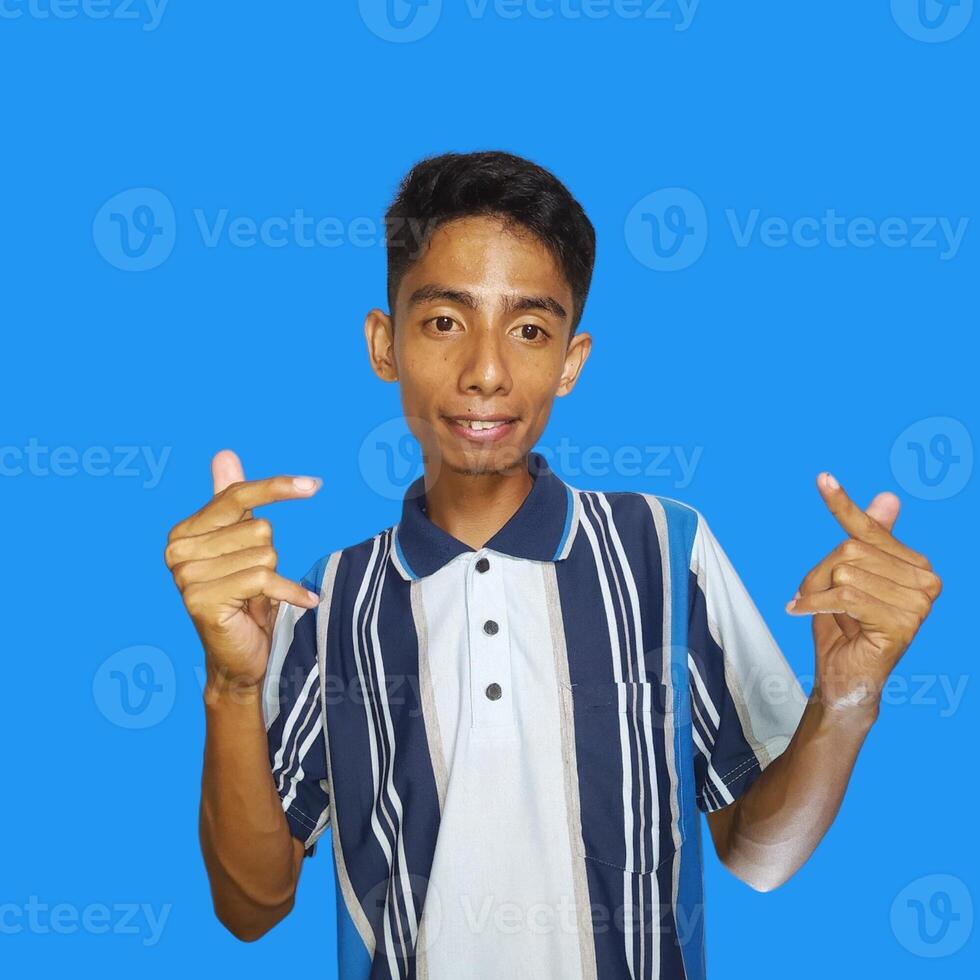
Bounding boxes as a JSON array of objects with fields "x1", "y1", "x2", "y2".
[{"x1": 443, "y1": 443, "x2": 528, "y2": 477}]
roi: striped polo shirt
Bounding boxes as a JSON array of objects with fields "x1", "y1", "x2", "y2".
[{"x1": 262, "y1": 451, "x2": 807, "y2": 979}]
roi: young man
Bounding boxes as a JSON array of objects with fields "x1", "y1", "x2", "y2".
[{"x1": 165, "y1": 151, "x2": 942, "y2": 979}]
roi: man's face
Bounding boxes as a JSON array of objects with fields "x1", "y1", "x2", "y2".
[{"x1": 365, "y1": 214, "x2": 591, "y2": 477}]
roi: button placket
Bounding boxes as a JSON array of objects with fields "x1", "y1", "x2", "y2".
[{"x1": 466, "y1": 551, "x2": 514, "y2": 730}]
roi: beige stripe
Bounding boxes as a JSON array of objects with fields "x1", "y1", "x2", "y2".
[
  {"x1": 316, "y1": 549, "x2": 376, "y2": 956},
  {"x1": 408, "y1": 576, "x2": 447, "y2": 980},
  {"x1": 543, "y1": 562, "x2": 598, "y2": 980}
]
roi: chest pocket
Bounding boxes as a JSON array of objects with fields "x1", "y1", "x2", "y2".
[{"x1": 559, "y1": 680, "x2": 687, "y2": 874}]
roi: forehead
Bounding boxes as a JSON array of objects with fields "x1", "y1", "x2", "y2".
[{"x1": 399, "y1": 215, "x2": 570, "y2": 300}]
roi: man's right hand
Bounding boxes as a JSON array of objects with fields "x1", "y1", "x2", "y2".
[{"x1": 164, "y1": 449, "x2": 322, "y2": 692}]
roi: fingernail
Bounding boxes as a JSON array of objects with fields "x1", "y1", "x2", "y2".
[
  {"x1": 293, "y1": 477, "x2": 321, "y2": 492},
  {"x1": 823, "y1": 472, "x2": 839, "y2": 490},
  {"x1": 785, "y1": 598, "x2": 797, "y2": 612},
  {"x1": 307, "y1": 590, "x2": 320, "y2": 604}
]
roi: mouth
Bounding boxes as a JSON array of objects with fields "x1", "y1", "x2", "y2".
[{"x1": 443, "y1": 415, "x2": 519, "y2": 443}]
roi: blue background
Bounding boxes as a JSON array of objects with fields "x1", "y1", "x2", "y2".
[{"x1": 1, "y1": 1, "x2": 976, "y2": 976}]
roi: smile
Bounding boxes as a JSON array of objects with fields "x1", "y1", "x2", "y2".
[{"x1": 445, "y1": 417, "x2": 517, "y2": 442}]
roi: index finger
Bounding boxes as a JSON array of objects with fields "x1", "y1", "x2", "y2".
[
  {"x1": 817, "y1": 471, "x2": 929, "y2": 568},
  {"x1": 170, "y1": 474, "x2": 321, "y2": 541}
]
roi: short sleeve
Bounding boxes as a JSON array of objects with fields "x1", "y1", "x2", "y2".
[
  {"x1": 261, "y1": 562, "x2": 331, "y2": 857},
  {"x1": 687, "y1": 512, "x2": 807, "y2": 812}
]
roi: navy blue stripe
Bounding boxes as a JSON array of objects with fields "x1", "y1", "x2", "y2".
[{"x1": 688, "y1": 572, "x2": 760, "y2": 810}]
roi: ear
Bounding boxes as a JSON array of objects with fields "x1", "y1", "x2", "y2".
[
  {"x1": 364, "y1": 308, "x2": 398, "y2": 382},
  {"x1": 556, "y1": 330, "x2": 592, "y2": 397}
]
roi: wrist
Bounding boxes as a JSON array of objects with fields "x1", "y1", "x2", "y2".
[
  {"x1": 203, "y1": 664, "x2": 264, "y2": 709},
  {"x1": 808, "y1": 686, "x2": 880, "y2": 734}
]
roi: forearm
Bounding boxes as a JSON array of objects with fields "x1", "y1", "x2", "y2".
[
  {"x1": 720, "y1": 691, "x2": 878, "y2": 891},
  {"x1": 200, "y1": 678, "x2": 299, "y2": 940}
]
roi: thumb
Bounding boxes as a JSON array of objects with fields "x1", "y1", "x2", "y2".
[
  {"x1": 865, "y1": 490, "x2": 901, "y2": 533},
  {"x1": 212, "y1": 448, "x2": 246, "y2": 496}
]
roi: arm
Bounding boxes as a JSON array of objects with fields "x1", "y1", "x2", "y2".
[
  {"x1": 200, "y1": 683, "x2": 308, "y2": 940},
  {"x1": 706, "y1": 692, "x2": 876, "y2": 891},
  {"x1": 165, "y1": 449, "x2": 324, "y2": 940},
  {"x1": 707, "y1": 472, "x2": 941, "y2": 891}
]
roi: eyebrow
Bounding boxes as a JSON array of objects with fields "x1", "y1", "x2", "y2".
[{"x1": 407, "y1": 283, "x2": 568, "y2": 322}]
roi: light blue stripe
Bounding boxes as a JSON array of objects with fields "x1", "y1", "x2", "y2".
[
  {"x1": 394, "y1": 527, "x2": 418, "y2": 580},
  {"x1": 660, "y1": 498, "x2": 707, "y2": 980},
  {"x1": 553, "y1": 483, "x2": 575, "y2": 559},
  {"x1": 333, "y1": 849, "x2": 372, "y2": 979}
]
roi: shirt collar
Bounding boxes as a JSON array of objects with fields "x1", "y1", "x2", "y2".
[{"x1": 390, "y1": 451, "x2": 579, "y2": 582}]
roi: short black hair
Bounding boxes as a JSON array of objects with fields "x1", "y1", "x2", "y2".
[{"x1": 384, "y1": 150, "x2": 596, "y2": 335}]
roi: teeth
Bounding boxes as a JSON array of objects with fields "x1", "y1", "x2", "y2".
[{"x1": 457, "y1": 419, "x2": 508, "y2": 430}]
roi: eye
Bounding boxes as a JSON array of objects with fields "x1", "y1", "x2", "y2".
[
  {"x1": 426, "y1": 315, "x2": 459, "y2": 333},
  {"x1": 515, "y1": 323, "x2": 547, "y2": 342}
]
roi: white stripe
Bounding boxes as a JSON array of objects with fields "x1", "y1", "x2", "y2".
[
  {"x1": 271, "y1": 665, "x2": 318, "y2": 789},
  {"x1": 263, "y1": 601, "x2": 302, "y2": 729},
  {"x1": 281, "y1": 695, "x2": 324, "y2": 811},
  {"x1": 690, "y1": 723, "x2": 734, "y2": 807}
]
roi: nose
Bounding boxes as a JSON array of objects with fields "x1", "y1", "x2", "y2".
[{"x1": 458, "y1": 325, "x2": 512, "y2": 397}]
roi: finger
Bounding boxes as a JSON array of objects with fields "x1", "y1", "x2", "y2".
[
  {"x1": 170, "y1": 475, "x2": 321, "y2": 540},
  {"x1": 828, "y1": 563, "x2": 932, "y2": 619},
  {"x1": 171, "y1": 546, "x2": 278, "y2": 591},
  {"x1": 164, "y1": 518, "x2": 273, "y2": 567},
  {"x1": 212, "y1": 449, "x2": 246, "y2": 496},
  {"x1": 800, "y1": 538, "x2": 938, "y2": 596},
  {"x1": 184, "y1": 567, "x2": 319, "y2": 620},
  {"x1": 864, "y1": 490, "x2": 900, "y2": 533},
  {"x1": 787, "y1": 583, "x2": 915, "y2": 635},
  {"x1": 816, "y1": 473, "x2": 929, "y2": 568}
]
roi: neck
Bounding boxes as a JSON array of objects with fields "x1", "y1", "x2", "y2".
[{"x1": 422, "y1": 453, "x2": 534, "y2": 552}]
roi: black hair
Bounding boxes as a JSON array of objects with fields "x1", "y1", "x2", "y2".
[{"x1": 384, "y1": 150, "x2": 596, "y2": 335}]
